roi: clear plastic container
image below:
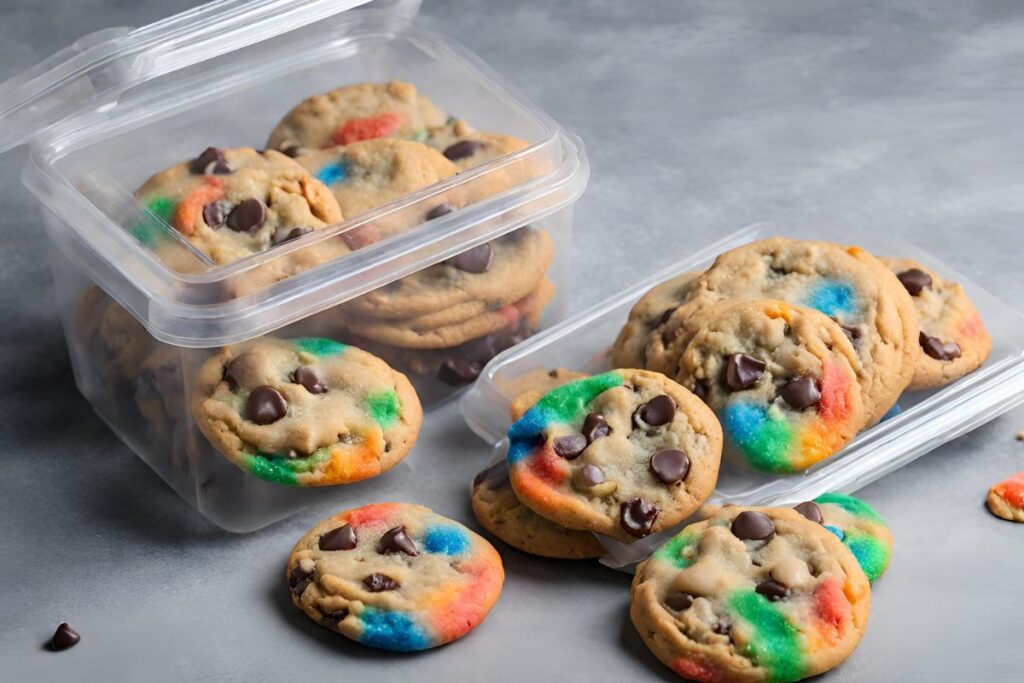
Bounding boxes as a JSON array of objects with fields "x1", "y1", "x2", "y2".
[
  {"x1": 2, "y1": 0, "x2": 588, "y2": 531},
  {"x1": 462, "y1": 223, "x2": 1024, "y2": 566}
]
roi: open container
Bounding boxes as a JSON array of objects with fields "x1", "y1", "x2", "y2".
[
  {"x1": 1, "y1": 0, "x2": 589, "y2": 531},
  {"x1": 463, "y1": 223, "x2": 1024, "y2": 566}
]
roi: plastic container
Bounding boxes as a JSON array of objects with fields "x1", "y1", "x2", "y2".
[
  {"x1": 2, "y1": 0, "x2": 588, "y2": 531},
  {"x1": 462, "y1": 223, "x2": 1024, "y2": 566}
]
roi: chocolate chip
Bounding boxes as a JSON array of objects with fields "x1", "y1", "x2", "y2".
[
  {"x1": 896, "y1": 268, "x2": 933, "y2": 296},
  {"x1": 473, "y1": 461, "x2": 510, "y2": 490},
  {"x1": 731, "y1": 511, "x2": 775, "y2": 541},
  {"x1": 793, "y1": 501, "x2": 824, "y2": 524},
  {"x1": 279, "y1": 143, "x2": 302, "y2": 158},
  {"x1": 273, "y1": 226, "x2": 312, "y2": 245},
  {"x1": 634, "y1": 394, "x2": 676, "y2": 429},
  {"x1": 447, "y1": 244, "x2": 493, "y2": 273},
  {"x1": 321, "y1": 608, "x2": 349, "y2": 623},
  {"x1": 650, "y1": 449, "x2": 690, "y2": 484},
  {"x1": 779, "y1": 377, "x2": 821, "y2": 410},
  {"x1": 553, "y1": 433, "x2": 587, "y2": 459},
  {"x1": 693, "y1": 379, "x2": 710, "y2": 402},
  {"x1": 656, "y1": 307, "x2": 677, "y2": 327},
  {"x1": 246, "y1": 386, "x2": 287, "y2": 424},
  {"x1": 438, "y1": 357, "x2": 484, "y2": 385},
  {"x1": 443, "y1": 139, "x2": 485, "y2": 160},
  {"x1": 49, "y1": 623, "x2": 80, "y2": 651},
  {"x1": 579, "y1": 464, "x2": 605, "y2": 487},
  {"x1": 920, "y1": 332, "x2": 961, "y2": 361},
  {"x1": 319, "y1": 524, "x2": 358, "y2": 551},
  {"x1": 190, "y1": 147, "x2": 231, "y2": 174},
  {"x1": 289, "y1": 559, "x2": 315, "y2": 595},
  {"x1": 620, "y1": 497, "x2": 659, "y2": 537},
  {"x1": 363, "y1": 573, "x2": 400, "y2": 592},
  {"x1": 755, "y1": 580, "x2": 789, "y2": 601},
  {"x1": 665, "y1": 592, "x2": 693, "y2": 611},
  {"x1": 712, "y1": 622, "x2": 733, "y2": 637},
  {"x1": 202, "y1": 201, "x2": 227, "y2": 228},
  {"x1": 291, "y1": 366, "x2": 326, "y2": 394},
  {"x1": 226, "y1": 198, "x2": 267, "y2": 233},
  {"x1": 725, "y1": 353, "x2": 765, "y2": 391},
  {"x1": 378, "y1": 526, "x2": 418, "y2": 556},
  {"x1": 426, "y1": 203, "x2": 454, "y2": 220},
  {"x1": 582, "y1": 413, "x2": 610, "y2": 443},
  {"x1": 839, "y1": 323, "x2": 862, "y2": 344}
]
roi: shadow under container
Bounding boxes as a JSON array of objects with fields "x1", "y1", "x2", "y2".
[{"x1": 1, "y1": 0, "x2": 589, "y2": 531}]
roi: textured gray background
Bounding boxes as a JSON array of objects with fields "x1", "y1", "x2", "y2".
[{"x1": 3, "y1": 1, "x2": 1024, "y2": 681}]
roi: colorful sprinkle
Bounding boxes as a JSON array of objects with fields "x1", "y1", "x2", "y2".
[
  {"x1": 804, "y1": 281, "x2": 856, "y2": 319},
  {"x1": 424, "y1": 525, "x2": 471, "y2": 556},
  {"x1": 814, "y1": 493, "x2": 885, "y2": 525},
  {"x1": 173, "y1": 176, "x2": 224, "y2": 235},
  {"x1": 815, "y1": 493, "x2": 891, "y2": 582},
  {"x1": 723, "y1": 403, "x2": 793, "y2": 473},
  {"x1": 331, "y1": 112, "x2": 404, "y2": 146},
  {"x1": 315, "y1": 160, "x2": 349, "y2": 185},
  {"x1": 728, "y1": 590, "x2": 805, "y2": 682},
  {"x1": 844, "y1": 535, "x2": 891, "y2": 582},
  {"x1": 131, "y1": 196, "x2": 177, "y2": 248},
  {"x1": 824, "y1": 524, "x2": 845, "y2": 541},
  {"x1": 293, "y1": 337, "x2": 348, "y2": 357},
  {"x1": 358, "y1": 608, "x2": 432, "y2": 652},
  {"x1": 366, "y1": 390, "x2": 401, "y2": 428}
]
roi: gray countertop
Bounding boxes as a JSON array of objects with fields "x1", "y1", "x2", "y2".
[{"x1": 3, "y1": 1, "x2": 1023, "y2": 681}]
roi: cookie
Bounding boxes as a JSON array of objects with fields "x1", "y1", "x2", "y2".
[
  {"x1": 610, "y1": 271, "x2": 700, "y2": 370},
  {"x1": 134, "y1": 147, "x2": 344, "y2": 265},
  {"x1": 507, "y1": 370, "x2": 723, "y2": 542},
  {"x1": 881, "y1": 257, "x2": 991, "y2": 390},
  {"x1": 986, "y1": 472, "x2": 1024, "y2": 522},
  {"x1": 471, "y1": 461, "x2": 605, "y2": 559},
  {"x1": 794, "y1": 494, "x2": 893, "y2": 582},
  {"x1": 677, "y1": 301, "x2": 866, "y2": 474},
  {"x1": 267, "y1": 81, "x2": 448, "y2": 153},
  {"x1": 287, "y1": 503, "x2": 503, "y2": 651},
  {"x1": 343, "y1": 227, "x2": 554, "y2": 319},
  {"x1": 425, "y1": 118, "x2": 530, "y2": 171},
  {"x1": 504, "y1": 368, "x2": 591, "y2": 421},
  {"x1": 631, "y1": 506, "x2": 871, "y2": 682},
  {"x1": 191, "y1": 337, "x2": 422, "y2": 486},
  {"x1": 650, "y1": 238, "x2": 918, "y2": 424},
  {"x1": 73, "y1": 286, "x2": 153, "y2": 384}
]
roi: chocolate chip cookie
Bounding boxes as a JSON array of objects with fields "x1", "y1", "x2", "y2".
[
  {"x1": 631, "y1": 506, "x2": 871, "y2": 682},
  {"x1": 191, "y1": 337, "x2": 422, "y2": 486},
  {"x1": 507, "y1": 370, "x2": 723, "y2": 542},
  {"x1": 610, "y1": 271, "x2": 700, "y2": 370},
  {"x1": 795, "y1": 494, "x2": 893, "y2": 582},
  {"x1": 287, "y1": 503, "x2": 504, "y2": 651},
  {"x1": 425, "y1": 118, "x2": 530, "y2": 171}
]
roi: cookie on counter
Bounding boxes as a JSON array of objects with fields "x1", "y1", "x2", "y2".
[
  {"x1": 881, "y1": 257, "x2": 991, "y2": 390},
  {"x1": 507, "y1": 370, "x2": 722, "y2": 541},
  {"x1": 986, "y1": 472, "x2": 1024, "y2": 522},
  {"x1": 425, "y1": 118, "x2": 530, "y2": 171},
  {"x1": 677, "y1": 301, "x2": 866, "y2": 474},
  {"x1": 287, "y1": 503, "x2": 504, "y2": 651},
  {"x1": 794, "y1": 494, "x2": 893, "y2": 582},
  {"x1": 631, "y1": 506, "x2": 871, "y2": 682},
  {"x1": 191, "y1": 337, "x2": 421, "y2": 486}
]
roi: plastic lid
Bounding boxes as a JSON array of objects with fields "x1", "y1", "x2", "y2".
[{"x1": 0, "y1": 0, "x2": 385, "y2": 154}]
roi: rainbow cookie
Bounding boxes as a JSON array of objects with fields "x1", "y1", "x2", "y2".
[
  {"x1": 645, "y1": 237, "x2": 919, "y2": 424},
  {"x1": 881, "y1": 257, "x2": 991, "y2": 390},
  {"x1": 287, "y1": 503, "x2": 504, "y2": 651},
  {"x1": 986, "y1": 472, "x2": 1024, "y2": 523},
  {"x1": 191, "y1": 337, "x2": 422, "y2": 486},
  {"x1": 677, "y1": 301, "x2": 867, "y2": 474},
  {"x1": 793, "y1": 494, "x2": 893, "y2": 582},
  {"x1": 506, "y1": 369, "x2": 723, "y2": 542},
  {"x1": 631, "y1": 506, "x2": 871, "y2": 682}
]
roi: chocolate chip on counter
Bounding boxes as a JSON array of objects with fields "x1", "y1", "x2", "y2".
[
  {"x1": 582, "y1": 412, "x2": 610, "y2": 443},
  {"x1": 246, "y1": 386, "x2": 287, "y2": 424},
  {"x1": 49, "y1": 623, "x2": 80, "y2": 651},
  {"x1": 202, "y1": 201, "x2": 227, "y2": 228},
  {"x1": 896, "y1": 268, "x2": 933, "y2": 296},
  {"x1": 665, "y1": 592, "x2": 693, "y2": 611},
  {"x1": 730, "y1": 511, "x2": 775, "y2": 541},
  {"x1": 378, "y1": 526, "x2": 419, "y2": 556},
  {"x1": 226, "y1": 198, "x2": 267, "y2": 233},
  {"x1": 438, "y1": 357, "x2": 484, "y2": 386},
  {"x1": 779, "y1": 377, "x2": 821, "y2": 410},
  {"x1": 291, "y1": 366, "x2": 327, "y2": 394},
  {"x1": 579, "y1": 464, "x2": 605, "y2": 487},
  {"x1": 650, "y1": 449, "x2": 690, "y2": 484},
  {"x1": 920, "y1": 332, "x2": 961, "y2": 361},
  {"x1": 634, "y1": 394, "x2": 676, "y2": 429},
  {"x1": 190, "y1": 146, "x2": 231, "y2": 174},
  {"x1": 793, "y1": 501, "x2": 824, "y2": 524},
  {"x1": 447, "y1": 243, "x2": 493, "y2": 273},
  {"x1": 725, "y1": 353, "x2": 766, "y2": 391},
  {"x1": 426, "y1": 203, "x2": 454, "y2": 220},
  {"x1": 473, "y1": 461, "x2": 510, "y2": 490},
  {"x1": 319, "y1": 524, "x2": 358, "y2": 551},
  {"x1": 755, "y1": 580, "x2": 789, "y2": 601},
  {"x1": 620, "y1": 497, "x2": 659, "y2": 537},
  {"x1": 443, "y1": 139, "x2": 485, "y2": 161},
  {"x1": 553, "y1": 433, "x2": 587, "y2": 459},
  {"x1": 363, "y1": 573, "x2": 400, "y2": 592},
  {"x1": 272, "y1": 226, "x2": 312, "y2": 246},
  {"x1": 289, "y1": 558, "x2": 315, "y2": 595}
]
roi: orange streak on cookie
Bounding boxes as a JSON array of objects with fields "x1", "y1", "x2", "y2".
[
  {"x1": 173, "y1": 176, "x2": 224, "y2": 236},
  {"x1": 992, "y1": 472, "x2": 1024, "y2": 509},
  {"x1": 793, "y1": 360, "x2": 857, "y2": 470},
  {"x1": 671, "y1": 657, "x2": 724, "y2": 682},
  {"x1": 330, "y1": 112, "x2": 404, "y2": 146},
  {"x1": 425, "y1": 551, "x2": 504, "y2": 642},
  {"x1": 344, "y1": 502, "x2": 400, "y2": 528},
  {"x1": 957, "y1": 311, "x2": 986, "y2": 340},
  {"x1": 808, "y1": 577, "x2": 852, "y2": 649}
]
